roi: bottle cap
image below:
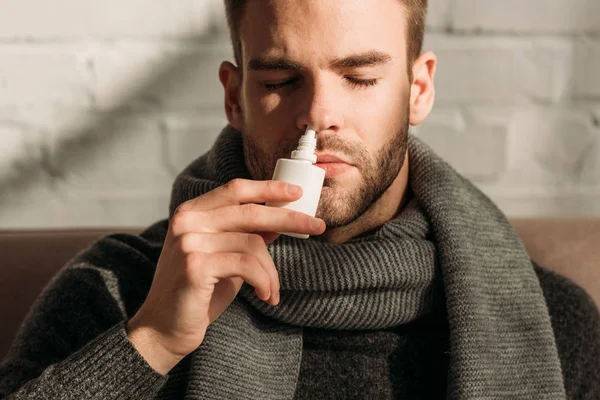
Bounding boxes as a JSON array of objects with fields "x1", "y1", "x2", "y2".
[{"x1": 291, "y1": 126, "x2": 318, "y2": 163}]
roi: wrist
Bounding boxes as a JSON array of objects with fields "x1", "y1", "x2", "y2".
[{"x1": 126, "y1": 317, "x2": 184, "y2": 376}]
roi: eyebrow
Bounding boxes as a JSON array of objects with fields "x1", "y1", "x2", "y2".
[
  {"x1": 247, "y1": 58, "x2": 304, "y2": 71},
  {"x1": 247, "y1": 50, "x2": 392, "y2": 72},
  {"x1": 329, "y1": 51, "x2": 392, "y2": 69}
]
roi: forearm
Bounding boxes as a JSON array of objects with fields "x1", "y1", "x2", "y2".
[{"x1": 1, "y1": 322, "x2": 167, "y2": 400}]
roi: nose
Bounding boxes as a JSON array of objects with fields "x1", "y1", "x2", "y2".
[{"x1": 296, "y1": 76, "x2": 344, "y2": 134}]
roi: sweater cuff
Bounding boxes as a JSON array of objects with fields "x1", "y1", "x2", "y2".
[{"x1": 53, "y1": 320, "x2": 168, "y2": 398}]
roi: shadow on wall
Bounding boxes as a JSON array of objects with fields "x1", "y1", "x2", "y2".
[{"x1": 0, "y1": 19, "x2": 231, "y2": 225}]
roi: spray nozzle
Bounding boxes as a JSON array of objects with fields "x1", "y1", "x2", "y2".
[{"x1": 291, "y1": 126, "x2": 318, "y2": 163}]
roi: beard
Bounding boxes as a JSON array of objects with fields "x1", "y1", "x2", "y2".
[{"x1": 243, "y1": 110, "x2": 409, "y2": 229}]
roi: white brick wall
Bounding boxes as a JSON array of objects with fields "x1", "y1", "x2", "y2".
[{"x1": 1, "y1": 0, "x2": 599, "y2": 228}]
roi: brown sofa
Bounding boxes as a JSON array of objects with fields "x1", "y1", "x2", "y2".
[{"x1": 1, "y1": 219, "x2": 599, "y2": 361}]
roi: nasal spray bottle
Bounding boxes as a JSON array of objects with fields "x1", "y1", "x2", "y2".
[{"x1": 266, "y1": 126, "x2": 325, "y2": 239}]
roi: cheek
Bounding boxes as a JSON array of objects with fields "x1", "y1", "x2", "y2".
[
  {"x1": 350, "y1": 78, "x2": 408, "y2": 122},
  {"x1": 255, "y1": 95, "x2": 281, "y2": 115},
  {"x1": 243, "y1": 81, "x2": 282, "y2": 114},
  {"x1": 352, "y1": 89, "x2": 408, "y2": 154},
  {"x1": 241, "y1": 110, "x2": 291, "y2": 157},
  {"x1": 242, "y1": 88, "x2": 296, "y2": 153},
  {"x1": 243, "y1": 88, "x2": 287, "y2": 129}
]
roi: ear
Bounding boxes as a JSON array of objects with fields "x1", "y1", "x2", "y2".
[
  {"x1": 219, "y1": 61, "x2": 244, "y2": 130},
  {"x1": 409, "y1": 51, "x2": 437, "y2": 126}
]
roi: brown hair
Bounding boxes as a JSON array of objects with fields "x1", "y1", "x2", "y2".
[{"x1": 224, "y1": 0, "x2": 428, "y2": 70}]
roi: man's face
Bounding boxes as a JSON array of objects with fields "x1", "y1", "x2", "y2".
[{"x1": 234, "y1": 0, "x2": 412, "y2": 228}]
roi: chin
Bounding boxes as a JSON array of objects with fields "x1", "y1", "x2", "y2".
[{"x1": 315, "y1": 185, "x2": 361, "y2": 229}]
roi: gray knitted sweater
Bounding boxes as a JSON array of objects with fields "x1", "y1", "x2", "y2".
[{"x1": 0, "y1": 219, "x2": 599, "y2": 399}]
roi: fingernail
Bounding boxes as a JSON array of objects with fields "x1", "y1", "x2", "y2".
[{"x1": 287, "y1": 184, "x2": 300, "y2": 194}]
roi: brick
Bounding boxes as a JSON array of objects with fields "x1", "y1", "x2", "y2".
[
  {"x1": 0, "y1": 110, "x2": 174, "y2": 228},
  {"x1": 48, "y1": 112, "x2": 174, "y2": 196},
  {"x1": 0, "y1": 126, "x2": 35, "y2": 174},
  {"x1": 0, "y1": 109, "x2": 48, "y2": 179},
  {"x1": 413, "y1": 107, "x2": 465, "y2": 136},
  {"x1": 0, "y1": 45, "x2": 91, "y2": 107},
  {"x1": 416, "y1": 106, "x2": 508, "y2": 181},
  {"x1": 463, "y1": 106, "x2": 515, "y2": 127},
  {"x1": 86, "y1": 42, "x2": 232, "y2": 111},
  {"x1": 574, "y1": 40, "x2": 600, "y2": 100},
  {"x1": 452, "y1": 0, "x2": 600, "y2": 33},
  {"x1": 0, "y1": 184, "x2": 63, "y2": 228},
  {"x1": 483, "y1": 187, "x2": 600, "y2": 217},
  {"x1": 506, "y1": 107, "x2": 600, "y2": 186},
  {"x1": 0, "y1": 0, "x2": 226, "y2": 39},
  {"x1": 162, "y1": 113, "x2": 228, "y2": 173},
  {"x1": 517, "y1": 39, "x2": 575, "y2": 103},
  {"x1": 424, "y1": 36, "x2": 579, "y2": 105},
  {"x1": 0, "y1": 191, "x2": 170, "y2": 228},
  {"x1": 424, "y1": 35, "x2": 521, "y2": 104},
  {"x1": 53, "y1": 193, "x2": 171, "y2": 228}
]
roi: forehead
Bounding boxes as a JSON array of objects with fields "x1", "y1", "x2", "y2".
[{"x1": 239, "y1": 0, "x2": 408, "y2": 64}]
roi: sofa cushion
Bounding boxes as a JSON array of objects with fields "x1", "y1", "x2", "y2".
[
  {"x1": 511, "y1": 218, "x2": 600, "y2": 309},
  {"x1": 0, "y1": 229, "x2": 139, "y2": 361}
]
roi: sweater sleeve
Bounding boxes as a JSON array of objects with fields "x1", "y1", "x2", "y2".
[
  {"x1": 534, "y1": 263, "x2": 600, "y2": 399},
  {"x1": 0, "y1": 229, "x2": 169, "y2": 399}
]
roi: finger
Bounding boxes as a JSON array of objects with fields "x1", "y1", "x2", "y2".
[
  {"x1": 178, "y1": 232, "x2": 280, "y2": 303},
  {"x1": 170, "y1": 204, "x2": 325, "y2": 238},
  {"x1": 256, "y1": 232, "x2": 281, "y2": 245},
  {"x1": 210, "y1": 204, "x2": 326, "y2": 236},
  {"x1": 176, "y1": 179, "x2": 303, "y2": 213},
  {"x1": 188, "y1": 251, "x2": 273, "y2": 303}
]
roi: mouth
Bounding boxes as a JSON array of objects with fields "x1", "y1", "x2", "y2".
[{"x1": 315, "y1": 153, "x2": 355, "y2": 179}]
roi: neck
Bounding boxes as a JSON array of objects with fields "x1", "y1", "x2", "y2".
[{"x1": 317, "y1": 152, "x2": 411, "y2": 245}]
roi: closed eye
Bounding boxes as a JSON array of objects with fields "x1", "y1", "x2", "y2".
[
  {"x1": 264, "y1": 79, "x2": 299, "y2": 92},
  {"x1": 263, "y1": 77, "x2": 380, "y2": 92},
  {"x1": 345, "y1": 77, "x2": 379, "y2": 88}
]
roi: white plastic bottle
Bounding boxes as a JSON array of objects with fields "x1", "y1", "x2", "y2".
[{"x1": 266, "y1": 126, "x2": 325, "y2": 239}]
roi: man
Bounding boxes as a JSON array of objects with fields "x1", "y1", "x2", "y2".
[{"x1": 1, "y1": 0, "x2": 599, "y2": 398}]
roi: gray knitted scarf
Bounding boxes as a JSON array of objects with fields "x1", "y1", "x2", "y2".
[{"x1": 169, "y1": 126, "x2": 565, "y2": 399}]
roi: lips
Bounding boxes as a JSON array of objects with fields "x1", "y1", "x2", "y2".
[
  {"x1": 315, "y1": 154, "x2": 353, "y2": 165},
  {"x1": 314, "y1": 153, "x2": 354, "y2": 178}
]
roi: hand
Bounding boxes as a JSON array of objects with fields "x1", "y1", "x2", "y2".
[{"x1": 126, "y1": 179, "x2": 325, "y2": 374}]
